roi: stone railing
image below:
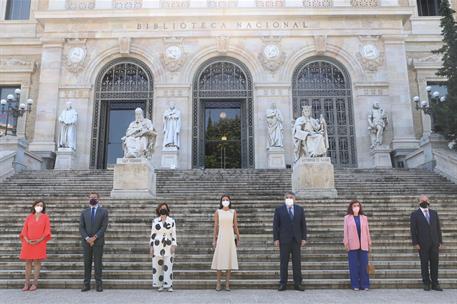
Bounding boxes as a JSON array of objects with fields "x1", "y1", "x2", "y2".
[
  {"x1": 302, "y1": 0, "x2": 333, "y2": 7},
  {"x1": 404, "y1": 134, "x2": 457, "y2": 183},
  {"x1": 49, "y1": 0, "x2": 401, "y2": 10},
  {"x1": 433, "y1": 149, "x2": 457, "y2": 184},
  {"x1": 350, "y1": 0, "x2": 378, "y2": 7},
  {"x1": 0, "y1": 151, "x2": 16, "y2": 181}
]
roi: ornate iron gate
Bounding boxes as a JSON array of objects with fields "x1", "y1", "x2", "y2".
[
  {"x1": 192, "y1": 57, "x2": 254, "y2": 168},
  {"x1": 90, "y1": 58, "x2": 154, "y2": 168},
  {"x1": 292, "y1": 59, "x2": 357, "y2": 167}
]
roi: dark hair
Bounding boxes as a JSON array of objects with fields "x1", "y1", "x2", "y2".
[
  {"x1": 156, "y1": 203, "x2": 170, "y2": 216},
  {"x1": 284, "y1": 191, "x2": 296, "y2": 198},
  {"x1": 31, "y1": 200, "x2": 46, "y2": 214},
  {"x1": 219, "y1": 194, "x2": 232, "y2": 209},
  {"x1": 347, "y1": 200, "x2": 364, "y2": 215},
  {"x1": 88, "y1": 192, "x2": 100, "y2": 198}
]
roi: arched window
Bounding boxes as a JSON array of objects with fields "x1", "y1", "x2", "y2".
[
  {"x1": 91, "y1": 59, "x2": 153, "y2": 168},
  {"x1": 192, "y1": 57, "x2": 254, "y2": 168},
  {"x1": 292, "y1": 59, "x2": 357, "y2": 167}
]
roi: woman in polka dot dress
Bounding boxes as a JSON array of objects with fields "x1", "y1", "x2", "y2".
[{"x1": 150, "y1": 203, "x2": 177, "y2": 292}]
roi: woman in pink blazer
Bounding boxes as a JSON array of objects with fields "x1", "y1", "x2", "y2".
[{"x1": 343, "y1": 200, "x2": 372, "y2": 291}]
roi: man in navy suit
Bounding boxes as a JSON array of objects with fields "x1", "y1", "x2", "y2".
[
  {"x1": 410, "y1": 195, "x2": 443, "y2": 291},
  {"x1": 273, "y1": 191, "x2": 307, "y2": 291},
  {"x1": 79, "y1": 192, "x2": 109, "y2": 292}
]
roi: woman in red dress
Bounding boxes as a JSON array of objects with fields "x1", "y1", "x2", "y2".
[{"x1": 19, "y1": 200, "x2": 51, "y2": 291}]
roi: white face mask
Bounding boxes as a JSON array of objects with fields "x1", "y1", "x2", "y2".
[
  {"x1": 222, "y1": 200, "x2": 230, "y2": 207},
  {"x1": 34, "y1": 206, "x2": 43, "y2": 214},
  {"x1": 285, "y1": 198, "x2": 294, "y2": 207}
]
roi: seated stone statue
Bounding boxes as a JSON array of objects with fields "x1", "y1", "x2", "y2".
[
  {"x1": 122, "y1": 108, "x2": 157, "y2": 159},
  {"x1": 293, "y1": 105, "x2": 329, "y2": 162}
]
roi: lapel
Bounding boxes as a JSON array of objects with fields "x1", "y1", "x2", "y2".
[
  {"x1": 94, "y1": 206, "x2": 103, "y2": 225},
  {"x1": 293, "y1": 204, "x2": 298, "y2": 221},
  {"x1": 282, "y1": 204, "x2": 287, "y2": 217},
  {"x1": 85, "y1": 208, "x2": 91, "y2": 224}
]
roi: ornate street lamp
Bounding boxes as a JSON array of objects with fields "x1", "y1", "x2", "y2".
[
  {"x1": 0, "y1": 89, "x2": 33, "y2": 136},
  {"x1": 412, "y1": 85, "x2": 446, "y2": 132}
]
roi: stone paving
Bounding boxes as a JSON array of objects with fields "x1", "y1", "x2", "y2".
[{"x1": 1, "y1": 289, "x2": 456, "y2": 304}]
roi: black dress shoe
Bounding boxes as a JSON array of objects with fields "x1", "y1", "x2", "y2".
[
  {"x1": 81, "y1": 286, "x2": 90, "y2": 292},
  {"x1": 423, "y1": 284, "x2": 431, "y2": 291},
  {"x1": 432, "y1": 285, "x2": 443, "y2": 291},
  {"x1": 96, "y1": 285, "x2": 103, "y2": 292},
  {"x1": 278, "y1": 285, "x2": 287, "y2": 291},
  {"x1": 294, "y1": 285, "x2": 305, "y2": 291}
]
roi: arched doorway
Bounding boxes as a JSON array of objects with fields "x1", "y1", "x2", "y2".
[
  {"x1": 192, "y1": 57, "x2": 254, "y2": 169},
  {"x1": 90, "y1": 58, "x2": 153, "y2": 169},
  {"x1": 292, "y1": 58, "x2": 357, "y2": 167}
]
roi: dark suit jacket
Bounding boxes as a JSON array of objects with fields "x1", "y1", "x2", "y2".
[
  {"x1": 79, "y1": 205, "x2": 109, "y2": 246},
  {"x1": 410, "y1": 208, "x2": 442, "y2": 248},
  {"x1": 273, "y1": 204, "x2": 307, "y2": 244}
]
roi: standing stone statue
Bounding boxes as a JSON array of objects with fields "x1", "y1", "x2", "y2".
[
  {"x1": 162, "y1": 104, "x2": 181, "y2": 149},
  {"x1": 266, "y1": 103, "x2": 284, "y2": 148},
  {"x1": 122, "y1": 108, "x2": 157, "y2": 159},
  {"x1": 293, "y1": 105, "x2": 329, "y2": 162},
  {"x1": 58, "y1": 101, "x2": 78, "y2": 150},
  {"x1": 368, "y1": 102, "x2": 388, "y2": 149}
]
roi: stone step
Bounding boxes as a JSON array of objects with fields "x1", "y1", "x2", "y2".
[
  {"x1": 2, "y1": 278, "x2": 457, "y2": 289},
  {"x1": 1, "y1": 168, "x2": 456, "y2": 289},
  {"x1": 2, "y1": 268, "x2": 457, "y2": 280},
  {"x1": 3, "y1": 260, "x2": 457, "y2": 271}
]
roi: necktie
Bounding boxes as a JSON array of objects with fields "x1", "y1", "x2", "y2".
[
  {"x1": 288, "y1": 207, "x2": 294, "y2": 220},
  {"x1": 91, "y1": 207, "x2": 96, "y2": 223},
  {"x1": 425, "y1": 210, "x2": 430, "y2": 224}
]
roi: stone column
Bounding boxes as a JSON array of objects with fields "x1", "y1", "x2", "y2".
[
  {"x1": 28, "y1": 38, "x2": 64, "y2": 166},
  {"x1": 384, "y1": 36, "x2": 419, "y2": 152}
]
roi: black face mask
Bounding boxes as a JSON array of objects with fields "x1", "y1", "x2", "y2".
[
  {"x1": 159, "y1": 209, "x2": 168, "y2": 215},
  {"x1": 420, "y1": 201, "x2": 429, "y2": 209},
  {"x1": 89, "y1": 198, "x2": 98, "y2": 206}
]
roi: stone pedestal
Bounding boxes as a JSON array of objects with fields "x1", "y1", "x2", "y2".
[
  {"x1": 54, "y1": 148, "x2": 76, "y2": 170},
  {"x1": 292, "y1": 157, "x2": 337, "y2": 198},
  {"x1": 267, "y1": 147, "x2": 286, "y2": 169},
  {"x1": 111, "y1": 158, "x2": 156, "y2": 199},
  {"x1": 370, "y1": 145, "x2": 392, "y2": 168},
  {"x1": 161, "y1": 146, "x2": 178, "y2": 169}
]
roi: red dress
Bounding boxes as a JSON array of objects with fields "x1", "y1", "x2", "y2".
[{"x1": 19, "y1": 213, "x2": 52, "y2": 260}]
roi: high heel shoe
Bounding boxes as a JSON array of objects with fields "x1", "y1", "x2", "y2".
[
  {"x1": 21, "y1": 284, "x2": 30, "y2": 291},
  {"x1": 29, "y1": 285, "x2": 38, "y2": 291}
]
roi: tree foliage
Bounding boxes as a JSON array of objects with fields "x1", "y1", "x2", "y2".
[{"x1": 432, "y1": 0, "x2": 457, "y2": 148}]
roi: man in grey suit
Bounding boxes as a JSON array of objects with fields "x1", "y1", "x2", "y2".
[{"x1": 79, "y1": 192, "x2": 109, "y2": 292}]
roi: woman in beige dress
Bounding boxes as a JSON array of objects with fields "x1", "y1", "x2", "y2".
[{"x1": 211, "y1": 194, "x2": 240, "y2": 291}]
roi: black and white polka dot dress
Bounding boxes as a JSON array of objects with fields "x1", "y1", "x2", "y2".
[{"x1": 150, "y1": 216, "x2": 177, "y2": 288}]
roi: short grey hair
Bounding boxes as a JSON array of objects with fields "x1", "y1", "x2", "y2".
[{"x1": 284, "y1": 191, "x2": 296, "y2": 198}]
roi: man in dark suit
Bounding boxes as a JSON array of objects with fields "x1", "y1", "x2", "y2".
[
  {"x1": 273, "y1": 191, "x2": 307, "y2": 291},
  {"x1": 410, "y1": 194, "x2": 443, "y2": 291},
  {"x1": 79, "y1": 192, "x2": 109, "y2": 292}
]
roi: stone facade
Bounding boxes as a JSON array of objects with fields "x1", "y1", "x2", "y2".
[{"x1": 1, "y1": 0, "x2": 455, "y2": 170}]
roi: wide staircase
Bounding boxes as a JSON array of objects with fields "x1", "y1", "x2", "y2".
[{"x1": 0, "y1": 168, "x2": 457, "y2": 289}]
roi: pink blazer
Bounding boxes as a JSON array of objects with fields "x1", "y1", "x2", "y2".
[{"x1": 343, "y1": 214, "x2": 372, "y2": 251}]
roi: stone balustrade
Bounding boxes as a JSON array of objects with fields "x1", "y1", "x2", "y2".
[{"x1": 48, "y1": 0, "x2": 403, "y2": 10}]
